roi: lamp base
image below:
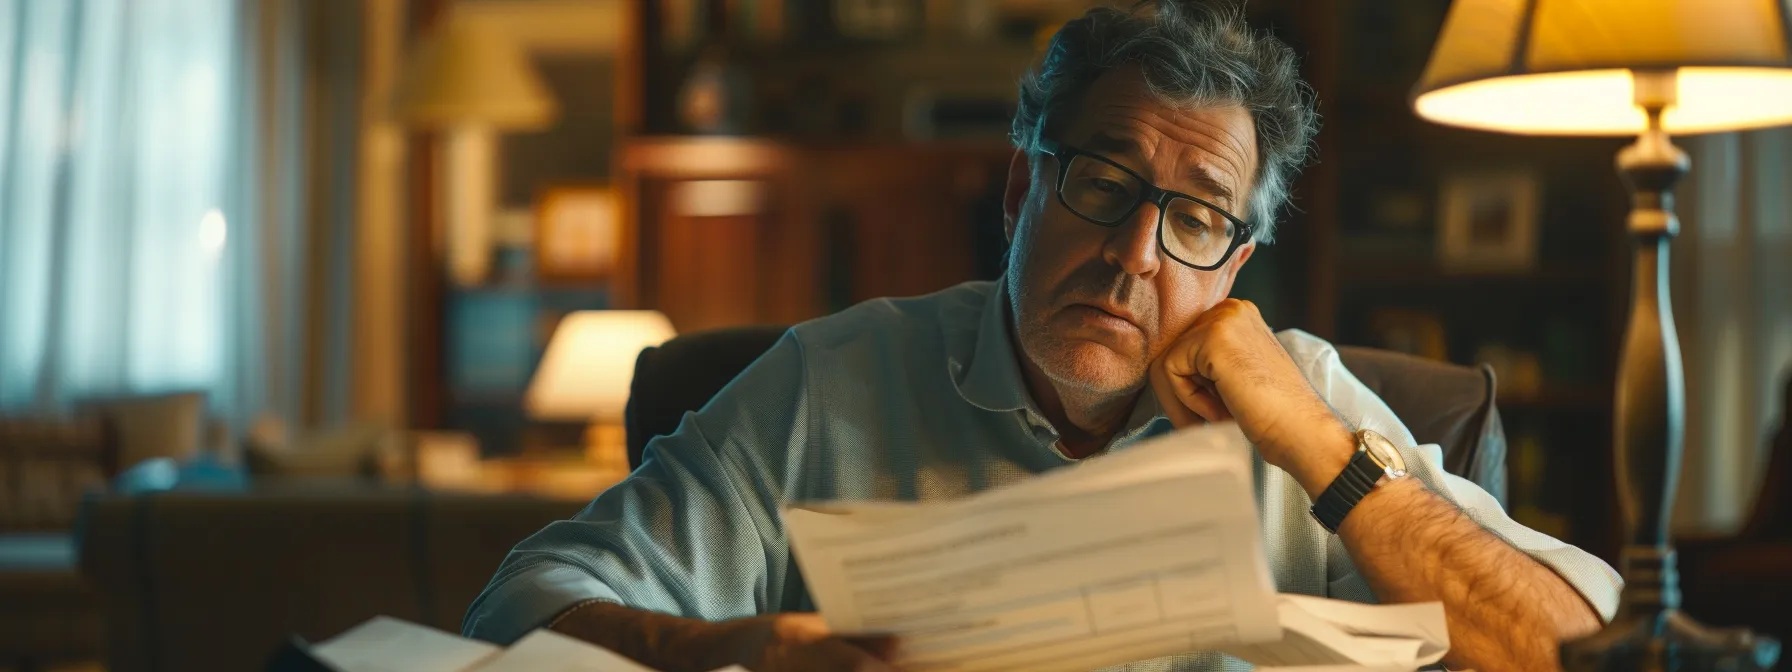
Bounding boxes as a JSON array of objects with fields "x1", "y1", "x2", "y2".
[
  {"x1": 1562, "y1": 94, "x2": 1779, "y2": 672},
  {"x1": 1561, "y1": 547, "x2": 1779, "y2": 671},
  {"x1": 1561, "y1": 608, "x2": 1780, "y2": 672}
]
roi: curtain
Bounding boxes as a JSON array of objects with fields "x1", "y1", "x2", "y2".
[
  {"x1": 0, "y1": 0, "x2": 309, "y2": 428},
  {"x1": 1673, "y1": 128, "x2": 1792, "y2": 533}
]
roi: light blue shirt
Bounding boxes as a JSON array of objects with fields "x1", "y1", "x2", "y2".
[{"x1": 464, "y1": 280, "x2": 1620, "y2": 670}]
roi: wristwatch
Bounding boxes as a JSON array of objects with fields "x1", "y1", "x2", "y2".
[{"x1": 1310, "y1": 428, "x2": 1407, "y2": 534}]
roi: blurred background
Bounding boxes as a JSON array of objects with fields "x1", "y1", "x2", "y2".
[{"x1": 0, "y1": 1, "x2": 1788, "y2": 670}]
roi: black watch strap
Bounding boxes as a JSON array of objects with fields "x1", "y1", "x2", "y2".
[{"x1": 1309, "y1": 450, "x2": 1385, "y2": 534}]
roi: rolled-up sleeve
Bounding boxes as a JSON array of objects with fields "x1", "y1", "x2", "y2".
[
  {"x1": 1283, "y1": 330, "x2": 1623, "y2": 623},
  {"x1": 1434, "y1": 464, "x2": 1623, "y2": 621},
  {"x1": 462, "y1": 330, "x2": 811, "y2": 644}
]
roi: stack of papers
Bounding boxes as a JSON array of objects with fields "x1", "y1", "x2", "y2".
[
  {"x1": 314, "y1": 424, "x2": 1446, "y2": 672},
  {"x1": 308, "y1": 616, "x2": 747, "y2": 672},
  {"x1": 1221, "y1": 596, "x2": 1449, "y2": 670},
  {"x1": 783, "y1": 423, "x2": 1449, "y2": 671}
]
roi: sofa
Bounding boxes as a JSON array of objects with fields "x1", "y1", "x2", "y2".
[
  {"x1": 0, "y1": 416, "x2": 120, "y2": 670},
  {"x1": 2, "y1": 391, "x2": 226, "y2": 670}
]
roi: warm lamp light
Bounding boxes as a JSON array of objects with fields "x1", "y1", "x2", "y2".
[
  {"x1": 392, "y1": 15, "x2": 558, "y2": 286},
  {"x1": 1415, "y1": 0, "x2": 1790, "y2": 669},
  {"x1": 525, "y1": 310, "x2": 674, "y2": 474},
  {"x1": 1416, "y1": 68, "x2": 1792, "y2": 135},
  {"x1": 1413, "y1": 0, "x2": 1792, "y2": 135},
  {"x1": 392, "y1": 17, "x2": 557, "y2": 130},
  {"x1": 526, "y1": 311, "x2": 676, "y2": 423}
]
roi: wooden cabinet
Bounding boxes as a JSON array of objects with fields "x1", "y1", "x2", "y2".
[
  {"x1": 808, "y1": 144, "x2": 1010, "y2": 302},
  {"x1": 617, "y1": 138, "x2": 813, "y2": 332},
  {"x1": 615, "y1": 136, "x2": 1012, "y2": 331}
]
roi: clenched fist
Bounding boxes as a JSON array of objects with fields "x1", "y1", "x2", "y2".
[{"x1": 1148, "y1": 299, "x2": 1354, "y2": 496}]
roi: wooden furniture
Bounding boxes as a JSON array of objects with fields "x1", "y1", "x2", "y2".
[
  {"x1": 613, "y1": 0, "x2": 1044, "y2": 331},
  {"x1": 614, "y1": 136, "x2": 1011, "y2": 331},
  {"x1": 407, "y1": 0, "x2": 1038, "y2": 445},
  {"x1": 615, "y1": 137, "x2": 813, "y2": 332}
]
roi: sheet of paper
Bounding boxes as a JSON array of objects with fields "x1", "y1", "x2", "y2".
[
  {"x1": 783, "y1": 423, "x2": 1281, "y2": 672},
  {"x1": 1219, "y1": 595, "x2": 1447, "y2": 670},
  {"x1": 973, "y1": 423, "x2": 1256, "y2": 507},
  {"x1": 471, "y1": 629, "x2": 661, "y2": 672},
  {"x1": 311, "y1": 615, "x2": 500, "y2": 672},
  {"x1": 1279, "y1": 594, "x2": 1449, "y2": 662}
]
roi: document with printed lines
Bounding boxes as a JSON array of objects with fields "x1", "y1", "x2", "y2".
[{"x1": 783, "y1": 422, "x2": 1447, "y2": 672}]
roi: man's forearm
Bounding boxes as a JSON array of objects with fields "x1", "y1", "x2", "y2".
[
  {"x1": 1150, "y1": 304, "x2": 1604, "y2": 669},
  {"x1": 1338, "y1": 477, "x2": 1603, "y2": 671},
  {"x1": 1273, "y1": 423, "x2": 1601, "y2": 671},
  {"x1": 547, "y1": 600, "x2": 738, "y2": 672}
]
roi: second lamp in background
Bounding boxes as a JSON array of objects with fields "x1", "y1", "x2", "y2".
[
  {"x1": 525, "y1": 311, "x2": 677, "y2": 475},
  {"x1": 394, "y1": 14, "x2": 558, "y2": 286}
]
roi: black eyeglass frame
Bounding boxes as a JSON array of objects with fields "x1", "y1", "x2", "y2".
[{"x1": 1036, "y1": 137, "x2": 1255, "y2": 271}]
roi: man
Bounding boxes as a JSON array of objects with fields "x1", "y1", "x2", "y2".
[{"x1": 465, "y1": 3, "x2": 1620, "y2": 670}]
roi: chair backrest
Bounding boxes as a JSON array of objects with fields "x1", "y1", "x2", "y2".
[
  {"x1": 625, "y1": 325, "x2": 788, "y2": 472},
  {"x1": 625, "y1": 327, "x2": 1507, "y2": 503},
  {"x1": 1336, "y1": 346, "x2": 1506, "y2": 504}
]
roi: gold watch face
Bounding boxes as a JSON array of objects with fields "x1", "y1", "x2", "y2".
[{"x1": 1358, "y1": 429, "x2": 1406, "y2": 473}]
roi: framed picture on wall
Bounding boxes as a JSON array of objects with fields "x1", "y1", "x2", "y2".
[
  {"x1": 535, "y1": 185, "x2": 623, "y2": 283},
  {"x1": 1436, "y1": 172, "x2": 1541, "y2": 273}
]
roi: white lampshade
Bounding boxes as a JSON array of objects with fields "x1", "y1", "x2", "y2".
[
  {"x1": 393, "y1": 16, "x2": 558, "y2": 130},
  {"x1": 525, "y1": 311, "x2": 676, "y2": 422},
  {"x1": 1413, "y1": 0, "x2": 1792, "y2": 135}
]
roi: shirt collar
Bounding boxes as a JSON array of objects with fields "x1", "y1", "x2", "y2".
[{"x1": 946, "y1": 279, "x2": 1032, "y2": 413}]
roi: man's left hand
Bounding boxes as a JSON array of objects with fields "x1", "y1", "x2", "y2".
[{"x1": 1148, "y1": 298, "x2": 1351, "y2": 493}]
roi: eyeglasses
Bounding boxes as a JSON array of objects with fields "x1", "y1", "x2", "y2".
[{"x1": 1037, "y1": 138, "x2": 1254, "y2": 271}]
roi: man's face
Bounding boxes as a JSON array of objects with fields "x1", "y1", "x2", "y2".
[{"x1": 1004, "y1": 64, "x2": 1261, "y2": 397}]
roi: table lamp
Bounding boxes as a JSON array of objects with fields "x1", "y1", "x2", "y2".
[
  {"x1": 1412, "y1": 0, "x2": 1792, "y2": 668},
  {"x1": 393, "y1": 15, "x2": 557, "y2": 286},
  {"x1": 525, "y1": 311, "x2": 676, "y2": 473}
]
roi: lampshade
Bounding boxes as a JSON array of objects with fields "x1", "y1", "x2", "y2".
[
  {"x1": 392, "y1": 17, "x2": 558, "y2": 130},
  {"x1": 525, "y1": 311, "x2": 676, "y2": 422},
  {"x1": 1413, "y1": 0, "x2": 1792, "y2": 135}
]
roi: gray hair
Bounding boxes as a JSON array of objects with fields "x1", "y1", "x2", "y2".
[{"x1": 1011, "y1": 1, "x2": 1318, "y2": 242}]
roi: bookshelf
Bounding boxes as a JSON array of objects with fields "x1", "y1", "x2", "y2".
[{"x1": 1251, "y1": 0, "x2": 1631, "y2": 561}]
